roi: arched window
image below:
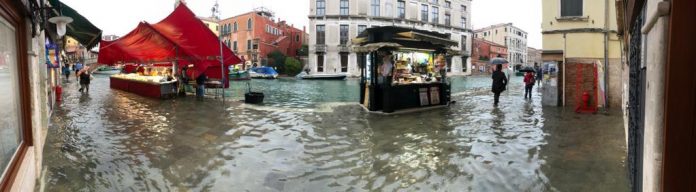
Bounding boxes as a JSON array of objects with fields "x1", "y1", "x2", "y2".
[
  {"x1": 247, "y1": 18, "x2": 252, "y2": 30},
  {"x1": 233, "y1": 22, "x2": 238, "y2": 32}
]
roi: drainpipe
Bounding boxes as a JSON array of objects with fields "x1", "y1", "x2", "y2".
[{"x1": 603, "y1": 0, "x2": 609, "y2": 108}]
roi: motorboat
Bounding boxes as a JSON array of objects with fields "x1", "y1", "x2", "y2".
[
  {"x1": 93, "y1": 66, "x2": 121, "y2": 75},
  {"x1": 228, "y1": 66, "x2": 251, "y2": 80},
  {"x1": 249, "y1": 67, "x2": 278, "y2": 79},
  {"x1": 296, "y1": 72, "x2": 347, "y2": 80}
]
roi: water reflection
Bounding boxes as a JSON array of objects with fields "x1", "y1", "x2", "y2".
[{"x1": 41, "y1": 75, "x2": 628, "y2": 191}]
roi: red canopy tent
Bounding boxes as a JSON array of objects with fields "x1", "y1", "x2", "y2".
[{"x1": 98, "y1": 4, "x2": 241, "y2": 79}]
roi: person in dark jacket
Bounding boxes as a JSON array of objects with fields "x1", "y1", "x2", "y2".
[
  {"x1": 196, "y1": 72, "x2": 207, "y2": 99},
  {"x1": 491, "y1": 64, "x2": 508, "y2": 106}
]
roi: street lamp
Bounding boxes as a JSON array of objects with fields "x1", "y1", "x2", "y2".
[{"x1": 48, "y1": 15, "x2": 72, "y2": 38}]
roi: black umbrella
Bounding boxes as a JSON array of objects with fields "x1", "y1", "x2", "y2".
[
  {"x1": 489, "y1": 57, "x2": 508, "y2": 65},
  {"x1": 519, "y1": 67, "x2": 536, "y2": 73}
]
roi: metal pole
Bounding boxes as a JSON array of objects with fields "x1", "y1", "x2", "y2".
[{"x1": 215, "y1": 1, "x2": 225, "y2": 101}]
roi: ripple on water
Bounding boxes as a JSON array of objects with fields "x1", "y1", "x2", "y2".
[{"x1": 41, "y1": 76, "x2": 628, "y2": 191}]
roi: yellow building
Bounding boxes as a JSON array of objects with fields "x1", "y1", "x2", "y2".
[
  {"x1": 541, "y1": 0, "x2": 622, "y2": 108},
  {"x1": 199, "y1": 16, "x2": 220, "y2": 36}
]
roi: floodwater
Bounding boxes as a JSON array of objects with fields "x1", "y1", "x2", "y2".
[{"x1": 41, "y1": 75, "x2": 629, "y2": 191}]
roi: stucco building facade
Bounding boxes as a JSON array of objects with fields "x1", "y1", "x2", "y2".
[
  {"x1": 219, "y1": 8, "x2": 306, "y2": 68},
  {"x1": 541, "y1": 0, "x2": 622, "y2": 108},
  {"x1": 308, "y1": 0, "x2": 473, "y2": 77},
  {"x1": 474, "y1": 23, "x2": 528, "y2": 67},
  {"x1": 471, "y1": 38, "x2": 507, "y2": 75}
]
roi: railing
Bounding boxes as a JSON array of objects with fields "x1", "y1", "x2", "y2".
[
  {"x1": 315, "y1": 44, "x2": 327, "y2": 53},
  {"x1": 338, "y1": 45, "x2": 350, "y2": 53}
]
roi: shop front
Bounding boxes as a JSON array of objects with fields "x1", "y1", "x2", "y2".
[{"x1": 354, "y1": 26, "x2": 458, "y2": 113}]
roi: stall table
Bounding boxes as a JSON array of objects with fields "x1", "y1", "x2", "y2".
[{"x1": 110, "y1": 75, "x2": 177, "y2": 99}]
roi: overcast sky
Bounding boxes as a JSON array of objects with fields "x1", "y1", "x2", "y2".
[{"x1": 61, "y1": 0, "x2": 541, "y2": 48}]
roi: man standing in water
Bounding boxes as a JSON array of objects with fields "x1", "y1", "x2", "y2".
[
  {"x1": 491, "y1": 64, "x2": 508, "y2": 106},
  {"x1": 78, "y1": 67, "x2": 91, "y2": 93}
]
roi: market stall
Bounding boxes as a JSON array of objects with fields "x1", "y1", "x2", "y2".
[
  {"x1": 97, "y1": 4, "x2": 241, "y2": 99},
  {"x1": 109, "y1": 64, "x2": 177, "y2": 99},
  {"x1": 353, "y1": 26, "x2": 458, "y2": 113}
]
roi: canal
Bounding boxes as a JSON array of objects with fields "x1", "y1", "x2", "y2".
[{"x1": 40, "y1": 75, "x2": 629, "y2": 191}]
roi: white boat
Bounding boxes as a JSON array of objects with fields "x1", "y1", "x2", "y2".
[
  {"x1": 296, "y1": 72, "x2": 347, "y2": 80},
  {"x1": 249, "y1": 67, "x2": 279, "y2": 79}
]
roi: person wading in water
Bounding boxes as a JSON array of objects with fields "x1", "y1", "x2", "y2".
[
  {"x1": 78, "y1": 67, "x2": 92, "y2": 93},
  {"x1": 491, "y1": 64, "x2": 508, "y2": 106}
]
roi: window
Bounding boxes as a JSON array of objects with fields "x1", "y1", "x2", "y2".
[
  {"x1": 385, "y1": 1, "x2": 393, "y2": 18},
  {"x1": 233, "y1": 41, "x2": 237, "y2": 51},
  {"x1": 430, "y1": 0, "x2": 438, "y2": 4},
  {"x1": 316, "y1": 25, "x2": 325, "y2": 45},
  {"x1": 561, "y1": 0, "x2": 582, "y2": 17},
  {"x1": 340, "y1": 0, "x2": 349, "y2": 15},
  {"x1": 296, "y1": 35, "x2": 300, "y2": 42},
  {"x1": 397, "y1": 1, "x2": 406, "y2": 19},
  {"x1": 461, "y1": 5, "x2": 467, "y2": 12},
  {"x1": 233, "y1": 22, "x2": 238, "y2": 32},
  {"x1": 358, "y1": 25, "x2": 367, "y2": 34},
  {"x1": 317, "y1": 55, "x2": 324, "y2": 72},
  {"x1": 340, "y1": 53, "x2": 348, "y2": 72},
  {"x1": 0, "y1": 16, "x2": 21, "y2": 178},
  {"x1": 316, "y1": 0, "x2": 326, "y2": 16},
  {"x1": 371, "y1": 0, "x2": 380, "y2": 16},
  {"x1": 247, "y1": 18, "x2": 252, "y2": 30},
  {"x1": 421, "y1": 4, "x2": 428, "y2": 22},
  {"x1": 445, "y1": 1, "x2": 451, "y2": 8},
  {"x1": 445, "y1": 14, "x2": 451, "y2": 25},
  {"x1": 461, "y1": 35, "x2": 467, "y2": 51},
  {"x1": 432, "y1": 7, "x2": 439, "y2": 23},
  {"x1": 340, "y1": 25, "x2": 349, "y2": 45},
  {"x1": 461, "y1": 17, "x2": 467, "y2": 28},
  {"x1": 247, "y1": 39, "x2": 251, "y2": 50}
]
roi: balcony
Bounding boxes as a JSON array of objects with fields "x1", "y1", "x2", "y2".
[
  {"x1": 315, "y1": 44, "x2": 327, "y2": 53},
  {"x1": 338, "y1": 44, "x2": 350, "y2": 53}
]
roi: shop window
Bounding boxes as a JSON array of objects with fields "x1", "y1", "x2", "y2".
[
  {"x1": 0, "y1": 16, "x2": 21, "y2": 180},
  {"x1": 317, "y1": 55, "x2": 324, "y2": 72},
  {"x1": 340, "y1": 53, "x2": 348, "y2": 72}
]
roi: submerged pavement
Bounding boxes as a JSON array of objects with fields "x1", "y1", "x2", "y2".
[{"x1": 40, "y1": 75, "x2": 629, "y2": 191}]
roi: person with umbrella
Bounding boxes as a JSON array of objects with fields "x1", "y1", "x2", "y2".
[{"x1": 490, "y1": 56, "x2": 509, "y2": 106}]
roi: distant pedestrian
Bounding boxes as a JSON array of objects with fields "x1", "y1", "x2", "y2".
[
  {"x1": 491, "y1": 64, "x2": 508, "y2": 106},
  {"x1": 62, "y1": 65, "x2": 70, "y2": 81},
  {"x1": 78, "y1": 67, "x2": 92, "y2": 93},
  {"x1": 196, "y1": 71, "x2": 207, "y2": 99},
  {"x1": 523, "y1": 72, "x2": 535, "y2": 99},
  {"x1": 535, "y1": 64, "x2": 543, "y2": 86}
]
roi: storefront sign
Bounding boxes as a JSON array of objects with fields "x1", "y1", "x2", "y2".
[{"x1": 45, "y1": 39, "x2": 60, "y2": 68}]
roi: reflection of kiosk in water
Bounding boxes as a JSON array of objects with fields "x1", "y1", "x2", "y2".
[{"x1": 353, "y1": 26, "x2": 458, "y2": 113}]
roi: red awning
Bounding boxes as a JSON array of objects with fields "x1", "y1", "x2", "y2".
[{"x1": 98, "y1": 4, "x2": 241, "y2": 72}]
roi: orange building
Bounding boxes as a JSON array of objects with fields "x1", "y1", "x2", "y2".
[
  {"x1": 472, "y1": 38, "x2": 508, "y2": 74},
  {"x1": 218, "y1": 7, "x2": 305, "y2": 68}
]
